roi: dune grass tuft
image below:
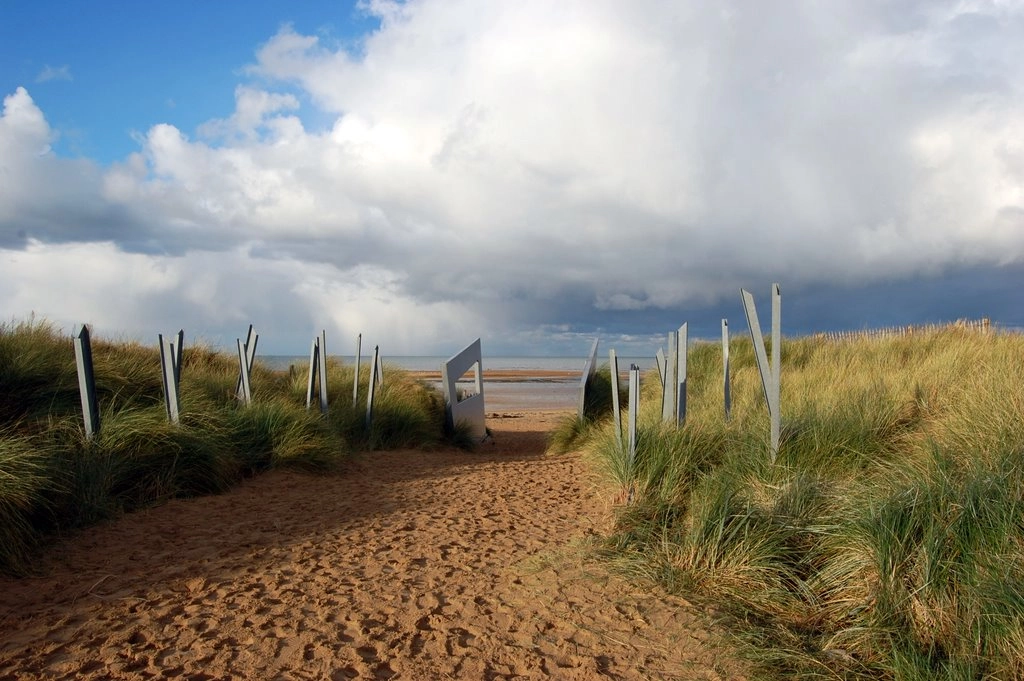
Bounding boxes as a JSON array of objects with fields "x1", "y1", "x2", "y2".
[
  {"x1": 0, "y1": 318, "x2": 454, "y2": 574},
  {"x1": 548, "y1": 363, "x2": 623, "y2": 454},
  {"x1": 584, "y1": 328, "x2": 1024, "y2": 680}
]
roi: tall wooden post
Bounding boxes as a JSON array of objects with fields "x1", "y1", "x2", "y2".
[{"x1": 73, "y1": 325, "x2": 100, "y2": 438}]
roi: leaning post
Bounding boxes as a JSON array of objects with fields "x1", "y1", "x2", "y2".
[
  {"x1": 318, "y1": 330, "x2": 329, "y2": 415},
  {"x1": 73, "y1": 324, "x2": 100, "y2": 438},
  {"x1": 627, "y1": 364, "x2": 640, "y2": 467},
  {"x1": 610, "y1": 349, "x2": 622, "y2": 450},
  {"x1": 627, "y1": 364, "x2": 640, "y2": 504},
  {"x1": 676, "y1": 323, "x2": 688, "y2": 426},
  {"x1": 234, "y1": 325, "x2": 258, "y2": 400},
  {"x1": 236, "y1": 338, "x2": 253, "y2": 406},
  {"x1": 353, "y1": 333, "x2": 361, "y2": 406},
  {"x1": 366, "y1": 345, "x2": 380, "y2": 430},
  {"x1": 722, "y1": 319, "x2": 731, "y2": 420},
  {"x1": 306, "y1": 336, "x2": 319, "y2": 410},
  {"x1": 740, "y1": 285, "x2": 781, "y2": 460},
  {"x1": 158, "y1": 330, "x2": 183, "y2": 424},
  {"x1": 771, "y1": 284, "x2": 781, "y2": 457},
  {"x1": 577, "y1": 338, "x2": 600, "y2": 421}
]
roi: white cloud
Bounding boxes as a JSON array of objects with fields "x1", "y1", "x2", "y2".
[
  {"x1": 0, "y1": 87, "x2": 52, "y2": 154},
  {"x1": 2, "y1": 1, "x2": 1023, "y2": 351},
  {"x1": 35, "y1": 65, "x2": 72, "y2": 83},
  {"x1": 197, "y1": 86, "x2": 301, "y2": 141},
  {"x1": 0, "y1": 240, "x2": 486, "y2": 354},
  {"x1": 0, "y1": 88, "x2": 114, "y2": 242}
]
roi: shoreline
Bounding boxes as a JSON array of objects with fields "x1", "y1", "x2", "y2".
[
  {"x1": 405, "y1": 369, "x2": 580, "y2": 383},
  {"x1": 406, "y1": 369, "x2": 582, "y2": 412}
]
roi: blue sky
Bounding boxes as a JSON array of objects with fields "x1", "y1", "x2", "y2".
[
  {"x1": 1, "y1": 1, "x2": 1022, "y2": 356},
  {"x1": 0, "y1": 2, "x2": 375, "y2": 162}
]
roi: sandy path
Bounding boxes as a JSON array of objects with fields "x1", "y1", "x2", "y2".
[{"x1": 0, "y1": 411, "x2": 746, "y2": 680}]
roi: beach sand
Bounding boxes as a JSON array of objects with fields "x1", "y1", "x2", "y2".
[{"x1": 0, "y1": 410, "x2": 748, "y2": 680}]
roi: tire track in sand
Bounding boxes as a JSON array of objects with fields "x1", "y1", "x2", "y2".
[{"x1": 0, "y1": 411, "x2": 748, "y2": 680}]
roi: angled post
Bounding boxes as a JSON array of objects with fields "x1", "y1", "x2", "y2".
[
  {"x1": 376, "y1": 350, "x2": 384, "y2": 385},
  {"x1": 173, "y1": 330, "x2": 183, "y2": 387},
  {"x1": 473, "y1": 349, "x2": 484, "y2": 397},
  {"x1": 662, "y1": 331, "x2": 677, "y2": 423},
  {"x1": 366, "y1": 345, "x2": 380, "y2": 429},
  {"x1": 610, "y1": 349, "x2": 622, "y2": 450},
  {"x1": 234, "y1": 325, "x2": 258, "y2": 401},
  {"x1": 722, "y1": 319, "x2": 731, "y2": 420},
  {"x1": 655, "y1": 348, "x2": 666, "y2": 387},
  {"x1": 306, "y1": 336, "x2": 319, "y2": 410},
  {"x1": 158, "y1": 332, "x2": 182, "y2": 424},
  {"x1": 771, "y1": 284, "x2": 781, "y2": 455},
  {"x1": 236, "y1": 338, "x2": 252, "y2": 406},
  {"x1": 73, "y1": 324, "x2": 100, "y2": 438},
  {"x1": 740, "y1": 286, "x2": 781, "y2": 460},
  {"x1": 741, "y1": 290, "x2": 773, "y2": 410},
  {"x1": 353, "y1": 333, "x2": 362, "y2": 406},
  {"x1": 318, "y1": 330, "x2": 329, "y2": 415},
  {"x1": 577, "y1": 338, "x2": 600, "y2": 421},
  {"x1": 627, "y1": 364, "x2": 640, "y2": 497},
  {"x1": 676, "y1": 323, "x2": 688, "y2": 425}
]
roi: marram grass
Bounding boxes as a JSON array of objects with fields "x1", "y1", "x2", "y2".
[
  {"x1": 0, "y1": 319, "x2": 458, "y2": 574},
  {"x1": 584, "y1": 329, "x2": 1024, "y2": 680},
  {"x1": 547, "y1": 364, "x2": 622, "y2": 454}
]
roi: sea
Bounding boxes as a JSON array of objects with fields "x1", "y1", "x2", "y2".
[{"x1": 259, "y1": 355, "x2": 657, "y2": 411}]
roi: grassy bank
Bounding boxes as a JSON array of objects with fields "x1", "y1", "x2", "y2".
[
  {"x1": 575, "y1": 328, "x2": 1024, "y2": 680},
  {"x1": 0, "y1": 319, "x2": 454, "y2": 575}
]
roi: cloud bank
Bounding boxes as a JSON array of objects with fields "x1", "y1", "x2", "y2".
[{"x1": 1, "y1": 1, "x2": 1022, "y2": 354}]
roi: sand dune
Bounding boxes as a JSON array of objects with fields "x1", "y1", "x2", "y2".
[{"x1": 0, "y1": 411, "x2": 747, "y2": 680}]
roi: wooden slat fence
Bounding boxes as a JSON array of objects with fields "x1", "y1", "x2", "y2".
[{"x1": 814, "y1": 318, "x2": 992, "y2": 342}]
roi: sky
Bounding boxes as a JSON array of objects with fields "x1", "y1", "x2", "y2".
[{"x1": 1, "y1": 0, "x2": 1022, "y2": 357}]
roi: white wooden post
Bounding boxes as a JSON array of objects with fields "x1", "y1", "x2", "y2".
[
  {"x1": 353, "y1": 333, "x2": 361, "y2": 406},
  {"x1": 234, "y1": 324, "x2": 257, "y2": 401},
  {"x1": 306, "y1": 336, "x2": 319, "y2": 410},
  {"x1": 610, "y1": 349, "x2": 622, "y2": 449},
  {"x1": 661, "y1": 331, "x2": 677, "y2": 423},
  {"x1": 676, "y1": 323, "x2": 688, "y2": 426},
  {"x1": 771, "y1": 284, "x2": 781, "y2": 453},
  {"x1": 236, "y1": 338, "x2": 252, "y2": 406},
  {"x1": 627, "y1": 364, "x2": 640, "y2": 483},
  {"x1": 73, "y1": 325, "x2": 100, "y2": 438},
  {"x1": 158, "y1": 330, "x2": 183, "y2": 424},
  {"x1": 318, "y1": 330, "x2": 329, "y2": 415},
  {"x1": 366, "y1": 345, "x2": 380, "y2": 429},
  {"x1": 722, "y1": 319, "x2": 731, "y2": 420},
  {"x1": 740, "y1": 285, "x2": 781, "y2": 459},
  {"x1": 577, "y1": 338, "x2": 600, "y2": 420}
]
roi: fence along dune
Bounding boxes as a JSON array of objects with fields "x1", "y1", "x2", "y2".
[{"x1": 813, "y1": 316, "x2": 992, "y2": 341}]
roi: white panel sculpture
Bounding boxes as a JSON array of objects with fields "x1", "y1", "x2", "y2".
[{"x1": 441, "y1": 339, "x2": 487, "y2": 441}]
